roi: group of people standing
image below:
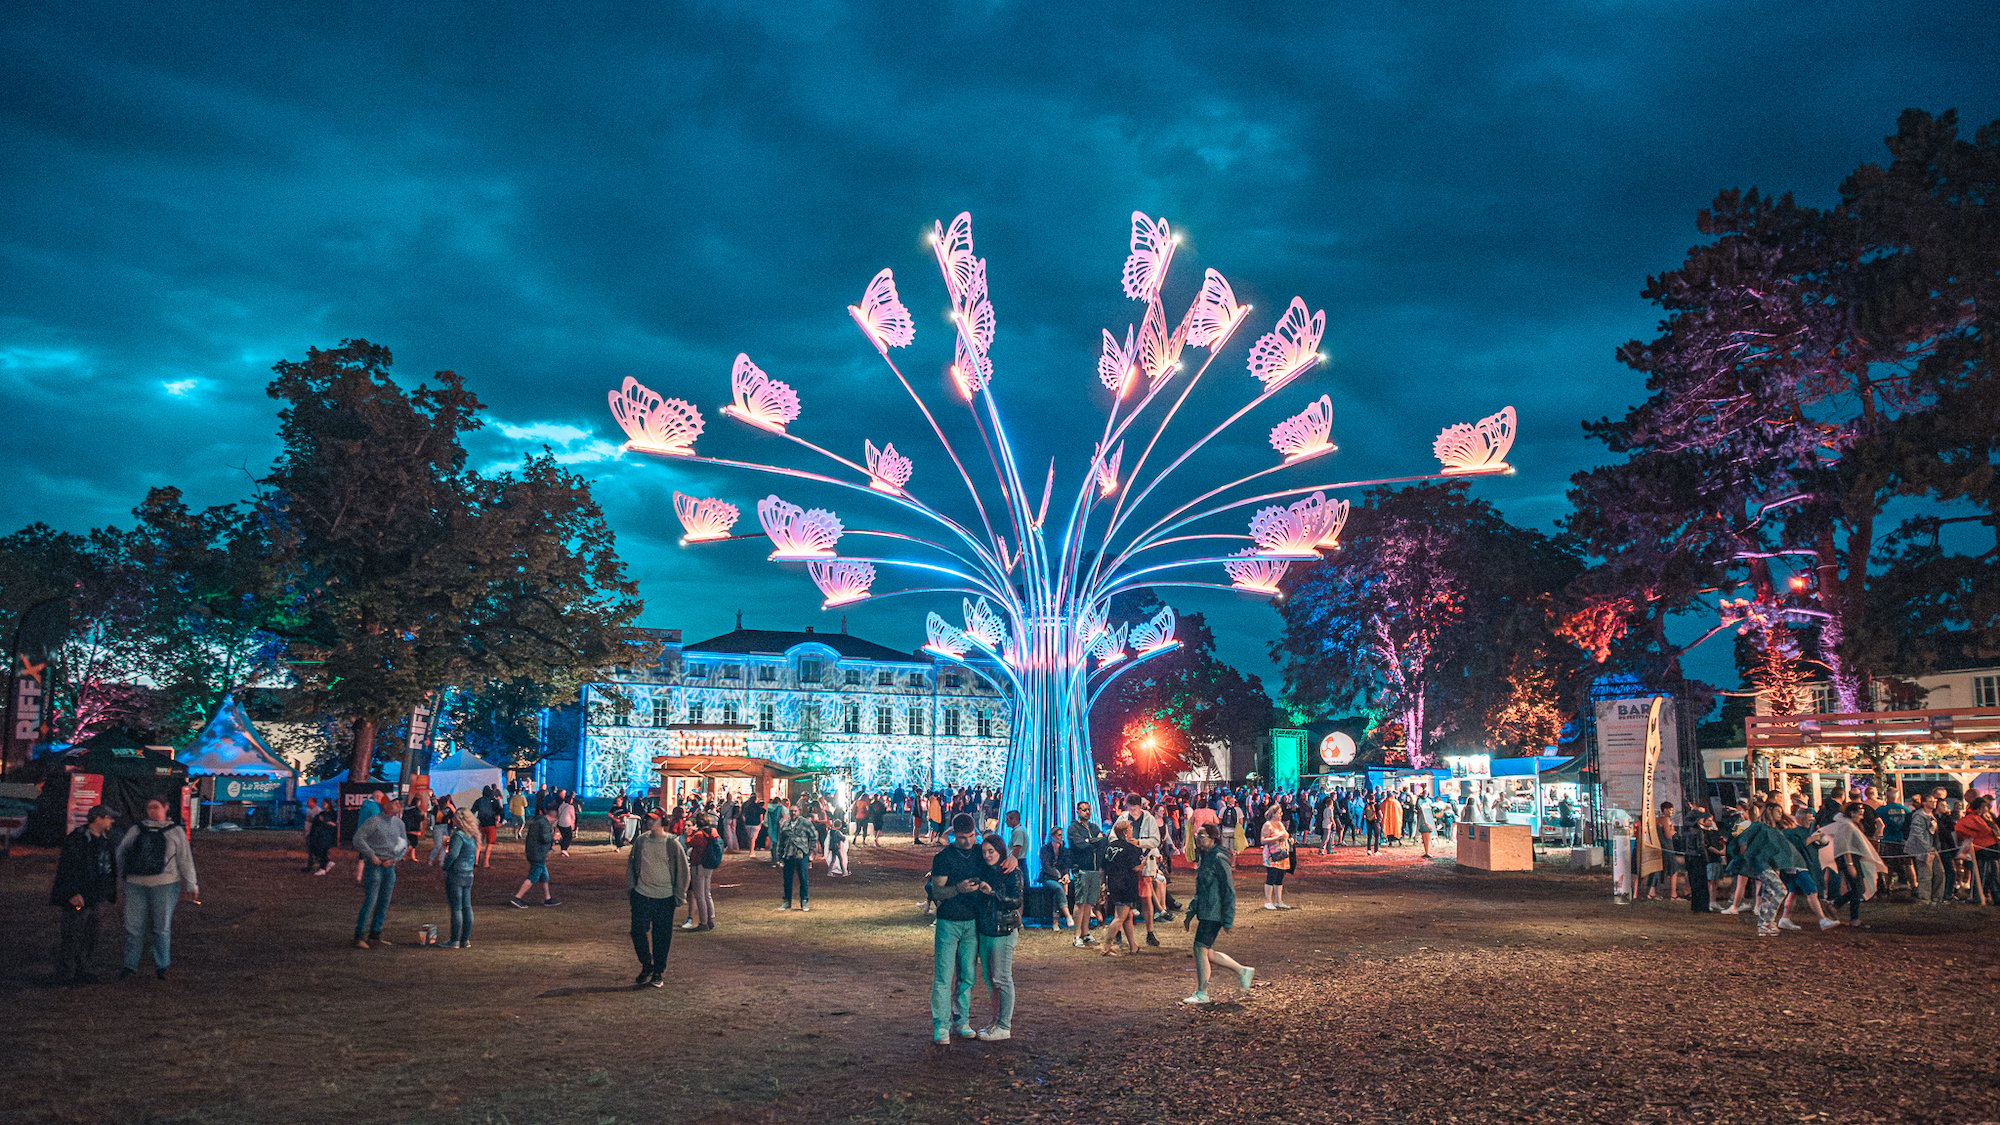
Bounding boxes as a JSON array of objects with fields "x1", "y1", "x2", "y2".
[{"x1": 49, "y1": 798, "x2": 200, "y2": 985}]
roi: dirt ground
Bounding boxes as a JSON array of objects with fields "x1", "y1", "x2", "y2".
[{"x1": 2, "y1": 823, "x2": 1997, "y2": 1125}]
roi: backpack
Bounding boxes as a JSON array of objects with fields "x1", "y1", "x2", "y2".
[
  {"x1": 701, "y1": 836, "x2": 723, "y2": 869},
  {"x1": 127, "y1": 825, "x2": 169, "y2": 877}
]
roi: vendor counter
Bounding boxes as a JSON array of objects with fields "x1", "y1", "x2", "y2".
[{"x1": 1455, "y1": 822, "x2": 1534, "y2": 871}]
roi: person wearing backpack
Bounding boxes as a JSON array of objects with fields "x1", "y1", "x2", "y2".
[
  {"x1": 114, "y1": 797, "x2": 199, "y2": 979},
  {"x1": 682, "y1": 813, "x2": 721, "y2": 932},
  {"x1": 471, "y1": 786, "x2": 503, "y2": 867}
]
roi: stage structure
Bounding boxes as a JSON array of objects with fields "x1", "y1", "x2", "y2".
[{"x1": 606, "y1": 211, "x2": 1517, "y2": 877}]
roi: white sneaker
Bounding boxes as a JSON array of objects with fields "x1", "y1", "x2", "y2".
[
  {"x1": 976, "y1": 1026, "x2": 1011, "y2": 1041},
  {"x1": 1181, "y1": 992, "x2": 1212, "y2": 1005},
  {"x1": 1718, "y1": 905, "x2": 1740, "y2": 915},
  {"x1": 953, "y1": 1024, "x2": 977, "y2": 1039},
  {"x1": 1776, "y1": 918, "x2": 1802, "y2": 931},
  {"x1": 933, "y1": 1029, "x2": 950, "y2": 1045},
  {"x1": 1262, "y1": 903, "x2": 1278, "y2": 910},
  {"x1": 1818, "y1": 917, "x2": 1840, "y2": 930},
  {"x1": 680, "y1": 920, "x2": 699, "y2": 930},
  {"x1": 1072, "y1": 937, "x2": 1089, "y2": 948},
  {"x1": 1237, "y1": 967, "x2": 1255, "y2": 991}
]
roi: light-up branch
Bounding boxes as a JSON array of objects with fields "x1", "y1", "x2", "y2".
[{"x1": 603, "y1": 209, "x2": 1517, "y2": 881}]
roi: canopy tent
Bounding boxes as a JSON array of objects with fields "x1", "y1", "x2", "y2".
[
  {"x1": 297, "y1": 761, "x2": 403, "y2": 802},
  {"x1": 1490, "y1": 755, "x2": 1585, "y2": 781},
  {"x1": 178, "y1": 697, "x2": 296, "y2": 801},
  {"x1": 24, "y1": 730, "x2": 188, "y2": 843},
  {"x1": 425, "y1": 749, "x2": 506, "y2": 805}
]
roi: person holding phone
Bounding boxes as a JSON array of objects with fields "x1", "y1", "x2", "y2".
[
  {"x1": 972, "y1": 834, "x2": 1024, "y2": 1041},
  {"x1": 928, "y1": 814, "x2": 986, "y2": 1044}
]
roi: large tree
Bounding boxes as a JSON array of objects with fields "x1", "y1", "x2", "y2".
[
  {"x1": 258, "y1": 340, "x2": 644, "y2": 778},
  {"x1": 1274, "y1": 483, "x2": 1583, "y2": 766},
  {"x1": 1087, "y1": 600, "x2": 1274, "y2": 786},
  {"x1": 1566, "y1": 110, "x2": 1997, "y2": 705}
]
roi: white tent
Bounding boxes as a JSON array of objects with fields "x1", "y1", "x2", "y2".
[
  {"x1": 425, "y1": 750, "x2": 506, "y2": 805},
  {"x1": 178, "y1": 696, "x2": 295, "y2": 801}
]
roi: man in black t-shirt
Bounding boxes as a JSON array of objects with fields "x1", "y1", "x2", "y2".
[
  {"x1": 927, "y1": 813, "x2": 985, "y2": 1044},
  {"x1": 1066, "y1": 802, "x2": 1104, "y2": 948}
]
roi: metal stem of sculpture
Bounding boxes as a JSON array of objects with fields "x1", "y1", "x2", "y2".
[{"x1": 608, "y1": 211, "x2": 1515, "y2": 878}]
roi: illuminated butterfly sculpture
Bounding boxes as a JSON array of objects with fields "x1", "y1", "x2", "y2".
[{"x1": 605, "y1": 210, "x2": 1517, "y2": 877}]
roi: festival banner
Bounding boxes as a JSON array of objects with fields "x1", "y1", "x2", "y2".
[{"x1": 1634, "y1": 697, "x2": 1665, "y2": 882}]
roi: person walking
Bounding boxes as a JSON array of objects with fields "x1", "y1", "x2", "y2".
[
  {"x1": 1413, "y1": 795, "x2": 1436, "y2": 859},
  {"x1": 1824, "y1": 801, "x2": 1887, "y2": 925},
  {"x1": 115, "y1": 798, "x2": 201, "y2": 977},
  {"x1": 1182, "y1": 824, "x2": 1254, "y2": 1005},
  {"x1": 1684, "y1": 808, "x2": 1722, "y2": 913},
  {"x1": 443, "y1": 808, "x2": 479, "y2": 948},
  {"x1": 765, "y1": 798, "x2": 788, "y2": 866},
  {"x1": 777, "y1": 803, "x2": 816, "y2": 911},
  {"x1": 306, "y1": 802, "x2": 338, "y2": 875},
  {"x1": 506, "y1": 787, "x2": 528, "y2": 841},
  {"x1": 350, "y1": 794, "x2": 407, "y2": 949},
  {"x1": 627, "y1": 811, "x2": 690, "y2": 988},
  {"x1": 826, "y1": 809, "x2": 850, "y2": 877},
  {"x1": 972, "y1": 833, "x2": 1024, "y2": 1041},
  {"x1": 1739, "y1": 803, "x2": 1807, "y2": 937},
  {"x1": 607, "y1": 792, "x2": 632, "y2": 850},
  {"x1": 1363, "y1": 792, "x2": 1384, "y2": 854},
  {"x1": 511, "y1": 804, "x2": 561, "y2": 908},
  {"x1": 470, "y1": 787, "x2": 502, "y2": 868},
  {"x1": 683, "y1": 813, "x2": 720, "y2": 931},
  {"x1": 1099, "y1": 821, "x2": 1144, "y2": 956},
  {"x1": 51, "y1": 803, "x2": 120, "y2": 985},
  {"x1": 1066, "y1": 801, "x2": 1105, "y2": 947},
  {"x1": 554, "y1": 791, "x2": 578, "y2": 856},
  {"x1": 927, "y1": 813, "x2": 985, "y2": 1044},
  {"x1": 1259, "y1": 805, "x2": 1295, "y2": 910}
]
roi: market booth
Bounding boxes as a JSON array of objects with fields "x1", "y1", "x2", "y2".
[
  {"x1": 178, "y1": 696, "x2": 296, "y2": 825},
  {"x1": 423, "y1": 749, "x2": 507, "y2": 806},
  {"x1": 23, "y1": 730, "x2": 189, "y2": 843}
]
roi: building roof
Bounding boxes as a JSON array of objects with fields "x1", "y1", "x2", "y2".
[{"x1": 683, "y1": 626, "x2": 919, "y2": 663}]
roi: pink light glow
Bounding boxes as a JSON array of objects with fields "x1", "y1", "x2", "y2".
[
  {"x1": 848, "y1": 268, "x2": 915, "y2": 354},
  {"x1": 864, "y1": 439, "x2": 913, "y2": 494},
  {"x1": 950, "y1": 334, "x2": 992, "y2": 398},
  {"x1": 1121, "y1": 212, "x2": 1176, "y2": 302},
  {"x1": 1182, "y1": 269, "x2": 1248, "y2": 349},
  {"x1": 608, "y1": 377, "x2": 703, "y2": 456},
  {"x1": 931, "y1": 212, "x2": 978, "y2": 304},
  {"x1": 962, "y1": 597, "x2": 1006, "y2": 649},
  {"x1": 756, "y1": 495, "x2": 843, "y2": 558},
  {"x1": 1312, "y1": 496, "x2": 1351, "y2": 550},
  {"x1": 1223, "y1": 548, "x2": 1288, "y2": 595},
  {"x1": 1137, "y1": 299, "x2": 1186, "y2": 389},
  {"x1": 1129, "y1": 605, "x2": 1176, "y2": 653},
  {"x1": 1097, "y1": 327, "x2": 1137, "y2": 396},
  {"x1": 1269, "y1": 394, "x2": 1335, "y2": 463},
  {"x1": 1095, "y1": 441, "x2": 1123, "y2": 497},
  {"x1": 671, "y1": 491, "x2": 739, "y2": 543},
  {"x1": 1433, "y1": 405, "x2": 1516, "y2": 474},
  {"x1": 1245, "y1": 297, "x2": 1325, "y2": 391},
  {"x1": 1248, "y1": 490, "x2": 1340, "y2": 558},
  {"x1": 722, "y1": 354, "x2": 801, "y2": 433},
  {"x1": 809, "y1": 559, "x2": 876, "y2": 607},
  {"x1": 925, "y1": 612, "x2": 969, "y2": 659}
]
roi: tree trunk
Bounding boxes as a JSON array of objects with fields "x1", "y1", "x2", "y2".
[{"x1": 351, "y1": 716, "x2": 377, "y2": 781}]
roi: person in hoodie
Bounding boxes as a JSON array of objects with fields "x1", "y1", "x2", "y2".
[
  {"x1": 50, "y1": 803, "x2": 120, "y2": 985},
  {"x1": 442, "y1": 808, "x2": 480, "y2": 948},
  {"x1": 351, "y1": 794, "x2": 409, "y2": 949},
  {"x1": 1182, "y1": 823, "x2": 1253, "y2": 1005},
  {"x1": 114, "y1": 797, "x2": 200, "y2": 978},
  {"x1": 627, "y1": 810, "x2": 690, "y2": 988}
]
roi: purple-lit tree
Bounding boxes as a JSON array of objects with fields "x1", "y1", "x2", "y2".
[{"x1": 607, "y1": 212, "x2": 1514, "y2": 863}]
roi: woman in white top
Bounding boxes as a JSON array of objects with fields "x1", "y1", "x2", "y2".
[{"x1": 1259, "y1": 805, "x2": 1295, "y2": 910}]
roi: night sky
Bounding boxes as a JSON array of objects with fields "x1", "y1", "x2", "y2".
[{"x1": 3, "y1": 4, "x2": 1995, "y2": 692}]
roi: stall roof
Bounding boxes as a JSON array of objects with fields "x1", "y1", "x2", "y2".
[
  {"x1": 178, "y1": 696, "x2": 295, "y2": 778},
  {"x1": 1490, "y1": 755, "x2": 1583, "y2": 780}
]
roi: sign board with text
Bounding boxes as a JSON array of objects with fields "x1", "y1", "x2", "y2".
[
  {"x1": 1594, "y1": 696, "x2": 1683, "y2": 821},
  {"x1": 66, "y1": 772, "x2": 104, "y2": 834}
]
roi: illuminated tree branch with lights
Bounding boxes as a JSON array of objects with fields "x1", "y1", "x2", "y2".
[{"x1": 605, "y1": 211, "x2": 1516, "y2": 868}]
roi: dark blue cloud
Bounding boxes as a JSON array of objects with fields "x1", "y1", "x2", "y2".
[{"x1": 2, "y1": 2, "x2": 1994, "y2": 689}]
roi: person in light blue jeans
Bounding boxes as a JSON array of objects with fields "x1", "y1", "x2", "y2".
[
  {"x1": 443, "y1": 809, "x2": 479, "y2": 947},
  {"x1": 352, "y1": 795, "x2": 410, "y2": 947},
  {"x1": 927, "y1": 814, "x2": 985, "y2": 1044},
  {"x1": 973, "y1": 834, "x2": 1024, "y2": 1041},
  {"x1": 114, "y1": 799, "x2": 200, "y2": 979}
]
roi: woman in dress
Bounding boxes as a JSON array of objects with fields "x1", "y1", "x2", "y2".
[
  {"x1": 1182, "y1": 824, "x2": 1253, "y2": 1005},
  {"x1": 1258, "y1": 805, "x2": 1295, "y2": 910}
]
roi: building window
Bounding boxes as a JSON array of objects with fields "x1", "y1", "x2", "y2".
[
  {"x1": 944, "y1": 673, "x2": 962, "y2": 689},
  {"x1": 1722, "y1": 758, "x2": 1746, "y2": 777},
  {"x1": 759, "y1": 665, "x2": 776, "y2": 682},
  {"x1": 686, "y1": 663, "x2": 707, "y2": 679},
  {"x1": 1975, "y1": 674, "x2": 2000, "y2": 709},
  {"x1": 843, "y1": 703, "x2": 861, "y2": 734},
  {"x1": 651, "y1": 700, "x2": 673, "y2": 728},
  {"x1": 758, "y1": 702, "x2": 776, "y2": 732},
  {"x1": 800, "y1": 704, "x2": 821, "y2": 736},
  {"x1": 909, "y1": 709, "x2": 925, "y2": 736},
  {"x1": 799, "y1": 658, "x2": 822, "y2": 682},
  {"x1": 841, "y1": 668, "x2": 858, "y2": 686},
  {"x1": 975, "y1": 709, "x2": 992, "y2": 738},
  {"x1": 876, "y1": 706, "x2": 893, "y2": 734},
  {"x1": 877, "y1": 669, "x2": 894, "y2": 687},
  {"x1": 722, "y1": 700, "x2": 739, "y2": 725},
  {"x1": 1805, "y1": 684, "x2": 1834, "y2": 714},
  {"x1": 943, "y1": 708, "x2": 961, "y2": 737},
  {"x1": 688, "y1": 700, "x2": 706, "y2": 723},
  {"x1": 721, "y1": 664, "x2": 742, "y2": 680}
]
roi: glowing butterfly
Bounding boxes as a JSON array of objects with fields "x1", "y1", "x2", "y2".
[
  {"x1": 809, "y1": 559, "x2": 876, "y2": 608},
  {"x1": 1076, "y1": 600, "x2": 1109, "y2": 645},
  {"x1": 1224, "y1": 549, "x2": 1289, "y2": 595},
  {"x1": 1248, "y1": 491, "x2": 1340, "y2": 558},
  {"x1": 951, "y1": 334, "x2": 992, "y2": 398},
  {"x1": 1097, "y1": 327, "x2": 1137, "y2": 395},
  {"x1": 1091, "y1": 622, "x2": 1128, "y2": 666},
  {"x1": 1121, "y1": 212, "x2": 1177, "y2": 302},
  {"x1": 864, "y1": 439, "x2": 912, "y2": 494},
  {"x1": 1313, "y1": 497, "x2": 1351, "y2": 550},
  {"x1": 609, "y1": 377, "x2": 702, "y2": 456},
  {"x1": 671, "y1": 492, "x2": 738, "y2": 543},
  {"x1": 956, "y1": 258, "x2": 995, "y2": 353},
  {"x1": 962, "y1": 597, "x2": 1005, "y2": 649},
  {"x1": 756, "y1": 495, "x2": 842, "y2": 559},
  {"x1": 1182, "y1": 269, "x2": 1249, "y2": 349},
  {"x1": 1246, "y1": 297, "x2": 1325, "y2": 391},
  {"x1": 1129, "y1": 605, "x2": 1177, "y2": 653},
  {"x1": 1433, "y1": 405, "x2": 1516, "y2": 475},
  {"x1": 931, "y1": 212, "x2": 978, "y2": 303},
  {"x1": 1095, "y1": 441, "x2": 1124, "y2": 498},
  {"x1": 722, "y1": 354, "x2": 801, "y2": 433},
  {"x1": 1136, "y1": 299, "x2": 1185, "y2": 390},
  {"x1": 924, "y1": 612, "x2": 969, "y2": 660},
  {"x1": 848, "y1": 268, "x2": 914, "y2": 354},
  {"x1": 1269, "y1": 395, "x2": 1335, "y2": 463}
]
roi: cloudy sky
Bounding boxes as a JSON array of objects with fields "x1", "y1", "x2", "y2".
[{"x1": 3, "y1": 3, "x2": 1994, "y2": 692}]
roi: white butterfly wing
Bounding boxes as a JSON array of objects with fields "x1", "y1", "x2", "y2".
[
  {"x1": 1121, "y1": 212, "x2": 1176, "y2": 302},
  {"x1": 848, "y1": 268, "x2": 914, "y2": 353}
]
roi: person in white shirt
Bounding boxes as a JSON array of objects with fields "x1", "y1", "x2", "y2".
[{"x1": 1113, "y1": 795, "x2": 1168, "y2": 947}]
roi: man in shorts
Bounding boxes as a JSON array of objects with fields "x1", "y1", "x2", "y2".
[
  {"x1": 1065, "y1": 802, "x2": 1104, "y2": 948},
  {"x1": 510, "y1": 803, "x2": 561, "y2": 908},
  {"x1": 471, "y1": 786, "x2": 503, "y2": 868}
]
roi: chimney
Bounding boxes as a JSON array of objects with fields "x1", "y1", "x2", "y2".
[
  {"x1": 840, "y1": 615, "x2": 848, "y2": 634},
  {"x1": 804, "y1": 625, "x2": 814, "y2": 634},
  {"x1": 734, "y1": 609, "x2": 743, "y2": 629}
]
